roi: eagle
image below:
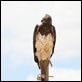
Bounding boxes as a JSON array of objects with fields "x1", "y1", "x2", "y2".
[{"x1": 33, "y1": 14, "x2": 56, "y2": 69}]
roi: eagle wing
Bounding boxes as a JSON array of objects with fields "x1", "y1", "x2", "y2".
[
  {"x1": 50, "y1": 26, "x2": 56, "y2": 58},
  {"x1": 33, "y1": 24, "x2": 39, "y2": 63}
]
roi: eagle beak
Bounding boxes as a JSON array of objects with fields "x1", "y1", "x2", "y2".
[{"x1": 41, "y1": 19, "x2": 43, "y2": 22}]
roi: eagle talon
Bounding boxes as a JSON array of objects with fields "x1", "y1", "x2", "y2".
[
  {"x1": 41, "y1": 74, "x2": 45, "y2": 79},
  {"x1": 37, "y1": 74, "x2": 45, "y2": 81},
  {"x1": 37, "y1": 74, "x2": 41, "y2": 81}
]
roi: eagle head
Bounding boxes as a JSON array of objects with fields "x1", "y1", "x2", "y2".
[{"x1": 41, "y1": 14, "x2": 52, "y2": 25}]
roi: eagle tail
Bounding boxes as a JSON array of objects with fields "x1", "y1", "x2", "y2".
[{"x1": 49, "y1": 60, "x2": 53, "y2": 67}]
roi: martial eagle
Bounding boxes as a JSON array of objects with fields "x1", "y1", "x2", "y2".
[{"x1": 33, "y1": 14, "x2": 56, "y2": 69}]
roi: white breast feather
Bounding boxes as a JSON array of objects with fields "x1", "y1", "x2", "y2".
[{"x1": 35, "y1": 32, "x2": 53, "y2": 61}]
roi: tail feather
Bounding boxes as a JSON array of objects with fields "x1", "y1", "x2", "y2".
[{"x1": 49, "y1": 60, "x2": 53, "y2": 67}]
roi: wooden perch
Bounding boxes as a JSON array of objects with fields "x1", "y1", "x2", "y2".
[{"x1": 40, "y1": 60, "x2": 49, "y2": 81}]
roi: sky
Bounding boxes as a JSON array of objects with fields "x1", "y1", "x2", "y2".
[{"x1": 1, "y1": 1, "x2": 81, "y2": 81}]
